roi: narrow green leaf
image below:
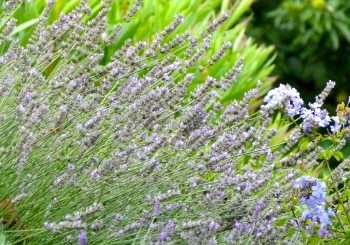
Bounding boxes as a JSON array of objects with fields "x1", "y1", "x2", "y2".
[
  {"x1": 329, "y1": 27, "x2": 339, "y2": 49},
  {"x1": 10, "y1": 18, "x2": 39, "y2": 36},
  {"x1": 333, "y1": 151, "x2": 343, "y2": 161},
  {"x1": 299, "y1": 137, "x2": 310, "y2": 151},
  {"x1": 335, "y1": 21, "x2": 350, "y2": 43},
  {"x1": 0, "y1": 233, "x2": 11, "y2": 245}
]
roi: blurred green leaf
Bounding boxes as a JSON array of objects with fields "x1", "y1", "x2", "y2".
[
  {"x1": 10, "y1": 18, "x2": 39, "y2": 36},
  {"x1": 329, "y1": 29, "x2": 339, "y2": 49},
  {"x1": 333, "y1": 151, "x2": 343, "y2": 161},
  {"x1": 61, "y1": 0, "x2": 80, "y2": 14},
  {"x1": 0, "y1": 233, "x2": 11, "y2": 245},
  {"x1": 334, "y1": 21, "x2": 350, "y2": 43},
  {"x1": 299, "y1": 137, "x2": 310, "y2": 151}
]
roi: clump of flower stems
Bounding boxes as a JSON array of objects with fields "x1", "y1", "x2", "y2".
[{"x1": 0, "y1": 0, "x2": 349, "y2": 244}]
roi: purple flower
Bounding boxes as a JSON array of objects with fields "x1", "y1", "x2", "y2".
[
  {"x1": 263, "y1": 84, "x2": 304, "y2": 116},
  {"x1": 327, "y1": 207, "x2": 335, "y2": 217},
  {"x1": 166, "y1": 220, "x2": 175, "y2": 233},
  {"x1": 318, "y1": 226, "x2": 329, "y2": 238},
  {"x1": 302, "y1": 121, "x2": 314, "y2": 132},
  {"x1": 233, "y1": 220, "x2": 240, "y2": 229},
  {"x1": 296, "y1": 176, "x2": 326, "y2": 210},
  {"x1": 314, "y1": 205, "x2": 332, "y2": 226},
  {"x1": 78, "y1": 232, "x2": 87, "y2": 245},
  {"x1": 153, "y1": 201, "x2": 161, "y2": 215},
  {"x1": 208, "y1": 236, "x2": 217, "y2": 245},
  {"x1": 263, "y1": 85, "x2": 333, "y2": 132},
  {"x1": 330, "y1": 116, "x2": 342, "y2": 134},
  {"x1": 294, "y1": 175, "x2": 314, "y2": 189},
  {"x1": 311, "y1": 181, "x2": 326, "y2": 201},
  {"x1": 294, "y1": 176, "x2": 333, "y2": 229},
  {"x1": 254, "y1": 198, "x2": 265, "y2": 212},
  {"x1": 158, "y1": 231, "x2": 167, "y2": 241},
  {"x1": 208, "y1": 220, "x2": 220, "y2": 231},
  {"x1": 302, "y1": 210, "x2": 312, "y2": 220},
  {"x1": 115, "y1": 214, "x2": 124, "y2": 220},
  {"x1": 90, "y1": 169, "x2": 100, "y2": 180},
  {"x1": 301, "y1": 106, "x2": 331, "y2": 132}
]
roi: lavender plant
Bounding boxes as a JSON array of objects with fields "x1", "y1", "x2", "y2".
[
  {"x1": 0, "y1": 0, "x2": 349, "y2": 244},
  {"x1": 9, "y1": 0, "x2": 276, "y2": 103}
]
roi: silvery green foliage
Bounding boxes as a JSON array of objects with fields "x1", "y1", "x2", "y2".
[{"x1": 0, "y1": 0, "x2": 346, "y2": 244}]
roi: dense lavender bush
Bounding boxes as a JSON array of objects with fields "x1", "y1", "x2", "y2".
[{"x1": 0, "y1": 0, "x2": 350, "y2": 244}]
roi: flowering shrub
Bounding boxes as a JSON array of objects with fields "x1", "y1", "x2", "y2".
[
  {"x1": 0, "y1": 0, "x2": 349, "y2": 244},
  {"x1": 293, "y1": 176, "x2": 335, "y2": 237}
]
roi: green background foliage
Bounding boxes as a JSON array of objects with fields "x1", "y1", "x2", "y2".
[
  {"x1": 247, "y1": 0, "x2": 350, "y2": 108},
  {"x1": 5, "y1": 0, "x2": 276, "y2": 104}
]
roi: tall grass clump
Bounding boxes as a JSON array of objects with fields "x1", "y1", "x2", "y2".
[{"x1": 0, "y1": 0, "x2": 350, "y2": 244}]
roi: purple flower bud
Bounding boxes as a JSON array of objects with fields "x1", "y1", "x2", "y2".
[
  {"x1": 318, "y1": 226, "x2": 329, "y2": 238},
  {"x1": 78, "y1": 232, "x2": 87, "y2": 245},
  {"x1": 158, "y1": 231, "x2": 167, "y2": 241}
]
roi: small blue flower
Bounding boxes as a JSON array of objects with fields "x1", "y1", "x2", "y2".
[
  {"x1": 302, "y1": 209, "x2": 312, "y2": 220},
  {"x1": 327, "y1": 207, "x2": 335, "y2": 217},
  {"x1": 300, "y1": 106, "x2": 331, "y2": 132},
  {"x1": 294, "y1": 176, "x2": 333, "y2": 231},
  {"x1": 263, "y1": 84, "x2": 304, "y2": 116},
  {"x1": 312, "y1": 181, "x2": 326, "y2": 201},
  {"x1": 314, "y1": 205, "x2": 332, "y2": 226},
  {"x1": 330, "y1": 116, "x2": 342, "y2": 134}
]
